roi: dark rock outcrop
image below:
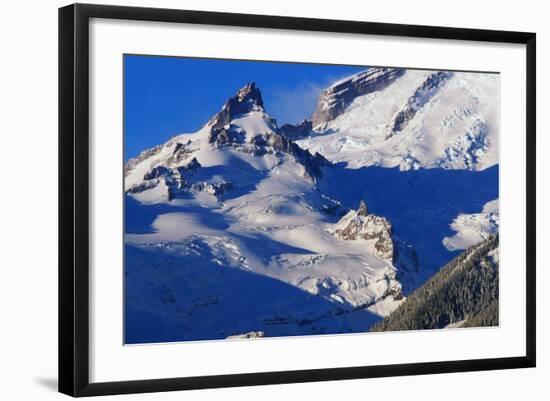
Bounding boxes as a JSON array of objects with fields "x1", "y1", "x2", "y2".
[
  {"x1": 191, "y1": 181, "x2": 234, "y2": 199},
  {"x1": 357, "y1": 200, "x2": 368, "y2": 217},
  {"x1": 126, "y1": 157, "x2": 203, "y2": 201},
  {"x1": 207, "y1": 83, "x2": 331, "y2": 182},
  {"x1": 249, "y1": 131, "x2": 330, "y2": 182},
  {"x1": 208, "y1": 82, "x2": 266, "y2": 145},
  {"x1": 124, "y1": 144, "x2": 163, "y2": 177},
  {"x1": 312, "y1": 68, "x2": 406, "y2": 129},
  {"x1": 279, "y1": 119, "x2": 313, "y2": 140},
  {"x1": 334, "y1": 201, "x2": 394, "y2": 260},
  {"x1": 165, "y1": 140, "x2": 196, "y2": 165},
  {"x1": 389, "y1": 71, "x2": 453, "y2": 137}
]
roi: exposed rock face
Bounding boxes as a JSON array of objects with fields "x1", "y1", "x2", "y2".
[
  {"x1": 191, "y1": 181, "x2": 234, "y2": 199},
  {"x1": 126, "y1": 157, "x2": 204, "y2": 201},
  {"x1": 357, "y1": 200, "x2": 368, "y2": 216},
  {"x1": 208, "y1": 126, "x2": 247, "y2": 146},
  {"x1": 250, "y1": 131, "x2": 330, "y2": 182},
  {"x1": 124, "y1": 144, "x2": 163, "y2": 177},
  {"x1": 389, "y1": 71, "x2": 453, "y2": 137},
  {"x1": 165, "y1": 140, "x2": 196, "y2": 165},
  {"x1": 207, "y1": 83, "x2": 331, "y2": 182},
  {"x1": 226, "y1": 331, "x2": 265, "y2": 340},
  {"x1": 312, "y1": 68, "x2": 406, "y2": 129},
  {"x1": 126, "y1": 83, "x2": 332, "y2": 201},
  {"x1": 333, "y1": 201, "x2": 420, "y2": 295},
  {"x1": 208, "y1": 82, "x2": 267, "y2": 145},
  {"x1": 208, "y1": 82, "x2": 264, "y2": 129},
  {"x1": 279, "y1": 119, "x2": 313, "y2": 140},
  {"x1": 381, "y1": 270, "x2": 404, "y2": 301},
  {"x1": 334, "y1": 201, "x2": 394, "y2": 261}
]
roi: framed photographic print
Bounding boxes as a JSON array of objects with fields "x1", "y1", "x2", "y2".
[{"x1": 58, "y1": 3, "x2": 536, "y2": 397}]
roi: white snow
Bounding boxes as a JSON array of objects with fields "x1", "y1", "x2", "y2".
[
  {"x1": 298, "y1": 70, "x2": 499, "y2": 171},
  {"x1": 125, "y1": 108, "x2": 406, "y2": 341},
  {"x1": 444, "y1": 319, "x2": 467, "y2": 329},
  {"x1": 442, "y1": 199, "x2": 499, "y2": 251},
  {"x1": 226, "y1": 331, "x2": 265, "y2": 340},
  {"x1": 488, "y1": 246, "x2": 500, "y2": 265},
  {"x1": 231, "y1": 111, "x2": 276, "y2": 142},
  {"x1": 124, "y1": 71, "x2": 499, "y2": 343},
  {"x1": 482, "y1": 199, "x2": 499, "y2": 213}
]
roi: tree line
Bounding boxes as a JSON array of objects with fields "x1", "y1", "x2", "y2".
[{"x1": 370, "y1": 235, "x2": 499, "y2": 332}]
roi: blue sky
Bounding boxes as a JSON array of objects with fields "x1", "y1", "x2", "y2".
[{"x1": 124, "y1": 55, "x2": 365, "y2": 160}]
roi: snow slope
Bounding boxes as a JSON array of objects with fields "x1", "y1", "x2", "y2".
[
  {"x1": 124, "y1": 68, "x2": 499, "y2": 343},
  {"x1": 124, "y1": 83, "x2": 411, "y2": 343},
  {"x1": 442, "y1": 199, "x2": 500, "y2": 251},
  {"x1": 298, "y1": 68, "x2": 499, "y2": 171}
]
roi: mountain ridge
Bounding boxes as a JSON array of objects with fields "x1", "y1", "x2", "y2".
[
  {"x1": 124, "y1": 82, "x2": 424, "y2": 342},
  {"x1": 298, "y1": 68, "x2": 499, "y2": 171},
  {"x1": 124, "y1": 71, "x2": 499, "y2": 342}
]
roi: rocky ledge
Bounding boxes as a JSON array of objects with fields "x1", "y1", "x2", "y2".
[
  {"x1": 334, "y1": 200, "x2": 394, "y2": 261},
  {"x1": 389, "y1": 71, "x2": 453, "y2": 137},
  {"x1": 312, "y1": 68, "x2": 406, "y2": 129},
  {"x1": 279, "y1": 119, "x2": 313, "y2": 141}
]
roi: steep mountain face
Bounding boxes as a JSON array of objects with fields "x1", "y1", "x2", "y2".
[
  {"x1": 312, "y1": 68, "x2": 406, "y2": 129},
  {"x1": 331, "y1": 200, "x2": 420, "y2": 294},
  {"x1": 299, "y1": 68, "x2": 499, "y2": 171},
  {"x1": 124, "y1": 82, "x2": 330, "y2": 204},
  {"x1": 125, "y1": 83, "x2": 419, "y2": 343},
  {"x1": 279, "y1": 119, "x2": 313, "y2": 141},
  {"x1": 389, "y1": 71, "x2": 453, "y2": 136},
  {"x1": 207, "y1": 82, "x2": 270, "y2": 145},
  {"x1": 370, "y1": 235, "x2": 499, "y2": 332},
  {"x1": 333, "y1": 201, "x2": 394, "y2": 261},
  {"x1": 125, "y1": 65, "x2": 500, "y2": 343}
]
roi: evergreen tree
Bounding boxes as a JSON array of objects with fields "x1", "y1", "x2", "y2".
[{"x1": 371, "y1": 235, "x2": 499, "y2": 332}]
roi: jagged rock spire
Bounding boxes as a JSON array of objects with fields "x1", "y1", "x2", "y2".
[
  {"x1": 236, "y1": 82, "x2": 264, "y2": 108},
  {"x1": 357, "y1": 200, "x2": 369, "y2": 216},
  {"x1": 208, "y1": 82, "x2": 264, "y2": 130},
  {"x1": 334, "y1": 203, "x2": 393, "y2": 261},
  {"x1": 208, "y1": 82, "x2": 267, "y2": 145}
]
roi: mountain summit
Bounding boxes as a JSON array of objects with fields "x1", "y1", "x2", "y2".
[
  {"x1": 124, "y1": 71, "x2": 498, "y2": 343},
  {"x1": 208, "y1": 82, "x2": 265, "y2": 131},
  {"x1": 124, "y1": 82, "x2": 331, "y2": 203},
  {"x1": 301, "y1": 68, "x2": 499, "y2": 171},
  {"x1": 124, "y1": 81, "x2": 422, "y2": 342}
]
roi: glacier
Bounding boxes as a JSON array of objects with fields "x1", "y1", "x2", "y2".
[{"x1": 124, "y1": 68, "x2": 499, "y2": 343}]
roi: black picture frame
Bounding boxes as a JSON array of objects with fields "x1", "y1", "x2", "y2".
[{"x1": 59, "y1": 3, "x2": 536, "y2": 397}]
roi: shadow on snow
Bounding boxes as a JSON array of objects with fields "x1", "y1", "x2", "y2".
[
  {"x1": 320, "y1": 163, "x2": 499, "y2": 271},
  {"x1": 125, "y1": 244, "x2": 380, "y2": 344}
]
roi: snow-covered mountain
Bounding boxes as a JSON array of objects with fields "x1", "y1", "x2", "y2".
[
  {"x1": 297, "y1": 67, "x2": 499, "y2": 171},
  {"x1": 124, "y1": 68, "x2": 499, "y2": 343},
  {"x1": 125, "y1": 83, "x2": 329, "y2": 204},
  {"x1": 125, "y1": 82, "x2": 419, "y2": 343}
]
